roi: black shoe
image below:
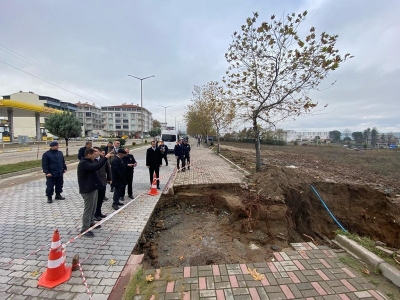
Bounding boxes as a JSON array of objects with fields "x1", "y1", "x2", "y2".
[
  {"x1": 100, "y1": 213, "x2": 107, "y2": 218},
  {"x1": 117, "y1": 202, "x2": 124, "y2": 206},
  {"x1": 166, "y1": 164, "x2": 168, "y2": 166},
  {"x1": 119, "y1": 197, "x2": 124, "y2": 201},
  {"x1": 129, "y1": 195, "x2": 134, "y2": 199},
  {"x1": 182, "y1": 169, "x2": 186, "y2": 172},
  {"x1": 103, "y1": 196, "x2": 108, "y2": 201},
  {"x1": 94, "y1": 216, "x2": 102, "y2": 221},
  {"x1": 47, "y1": 196, "x2": 52, "y2": 204},
  {"x1": 55, "y1": 194, "x2": 65, "y2": 200},
  {"x1": 112, "y1": 204, "x2": 119, "y2": 210},
  {"x1": 81, "y1": 231, "x2": 94, "y2": 237},
  {"x1": 90, "y1": 223, "x2": 101, "y2": 229},
  {"x1": 188, "y1": 167, "x2": 190, "y2": 170}
]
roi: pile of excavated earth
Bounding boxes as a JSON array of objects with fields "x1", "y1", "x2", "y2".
[{"x1": 136, "y1": 143, "x2": 400, "y2": 269}]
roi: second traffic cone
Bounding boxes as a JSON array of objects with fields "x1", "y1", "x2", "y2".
[
  {"x1": 38, "y1": 229, "x2": 72, "y2": 289},
  {"x1": 148, "y1": 173, "x2": 159, "y2": 196}
]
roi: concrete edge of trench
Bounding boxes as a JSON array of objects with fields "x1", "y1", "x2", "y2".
[{"x1": 335, "y1": 234, "x2": 400, "y2": 288}]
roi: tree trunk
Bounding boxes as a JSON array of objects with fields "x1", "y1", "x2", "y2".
[
  {"x1": 253, "y1": 118, "x2": 261, "y2": 172},
  {"x1": 217, "y1": 128, "x2": 220, "y2": 153},
  {"x1": 65, "y1": 138, "x2": 69, "y2": 157}
]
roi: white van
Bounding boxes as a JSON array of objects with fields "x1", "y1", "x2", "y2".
[{"x1": 161, "y1": 130, "x2": 179, "y2": 152}]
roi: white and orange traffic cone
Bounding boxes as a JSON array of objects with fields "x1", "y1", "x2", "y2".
[
  {"x1": 148, "y1": 173, "x2": 159, "y2": 196},
  {"x1": 38, "y1": 229, "x2": 72, "y2": 288}
]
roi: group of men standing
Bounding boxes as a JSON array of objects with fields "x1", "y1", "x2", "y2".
[{"x1": 41, "y1": 137, "x2": 192, "y2": 238}]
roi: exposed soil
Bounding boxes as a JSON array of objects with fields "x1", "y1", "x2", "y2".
[{"x1": 135, "y1": 143, "x2": 400, "y2": 269}]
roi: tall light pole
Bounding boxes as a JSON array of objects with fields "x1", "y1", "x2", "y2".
[
  {"x1": 159, "y1": 105, "x2": 172, "y2": 128},
  {"x1": 128, "y1": 74, "x2": 155, "y2": 143}
]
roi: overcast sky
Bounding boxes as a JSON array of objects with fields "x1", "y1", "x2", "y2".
[{"x1": 1, "y1": 0, "x2": 399, "y2": 134}]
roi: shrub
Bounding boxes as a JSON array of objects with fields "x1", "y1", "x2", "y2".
[
  {"x1": 294, "y1": 141, "x2": 298, "y2": 146},
  {"x1": 132, "y1": 141, "x2": 136, "y2": 146},
  {"x1": 118, "y1": 138, "x2": 126, "y2": 146},
  {"x1": 144, "y1": 139, "x2": 148, "y2": 144}
]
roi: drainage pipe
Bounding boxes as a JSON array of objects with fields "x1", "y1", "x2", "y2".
[{"x1": 310, "y1": 184, "x2": 347, "y2": 233}]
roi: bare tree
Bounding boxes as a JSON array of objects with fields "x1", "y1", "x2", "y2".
[{"x1": 224, "y1": 11, "x2": 352, "y2": 171}]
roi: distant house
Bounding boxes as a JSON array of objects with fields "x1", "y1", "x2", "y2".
[{"x1": 284, "y1": 130, "x2": 330, "y2": 142}]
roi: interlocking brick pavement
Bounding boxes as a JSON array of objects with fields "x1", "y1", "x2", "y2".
[{"x1": 0, "y1": 143, "x2": 395, "y2": 299}]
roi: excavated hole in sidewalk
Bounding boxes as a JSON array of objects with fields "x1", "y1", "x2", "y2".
[{"x1": 134, "y1": 182, "x2": 400, "y2": 269}]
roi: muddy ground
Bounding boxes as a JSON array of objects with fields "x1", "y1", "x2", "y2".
[{"x1": 135, "y1": 143, "x2": 400, "y2": 269}]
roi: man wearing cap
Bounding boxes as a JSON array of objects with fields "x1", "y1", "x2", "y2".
[
  {"x1": 42, "y1": 141, "x2": 67, "y2": 203},
  {"x1": 111, "y1": 148, "x2": 127, "y2": 210}
]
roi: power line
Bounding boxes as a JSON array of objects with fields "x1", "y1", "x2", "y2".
[
  {"x1": 0, "y1": 44, "x2": 113, "y2": 106},
  {"x1": 0, "y1": 59, "x2": 99, "y2": 103}
]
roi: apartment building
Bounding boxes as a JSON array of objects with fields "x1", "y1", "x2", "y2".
[
  {"x1": 75, "y1": 102, "x2": 103, "y2": 137},
  {"x1": 285, "y1": 130, "x2": 330, "y2": 142},
  {"x1": 101, "y1": 103, "x2": 153, "y2": 138}
]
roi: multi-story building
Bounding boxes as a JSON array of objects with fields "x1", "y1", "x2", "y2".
[
  {"x1": 285, "y1": 130, "x2": 330, "y2": 142},
  {"x1": 1, "y1": 91, "x2": 76, "y2": 138},
  {"x1": 101, "y1": 103, "x2": 153, "y2": 138},
  {"x1": 75, "y1": 102, "x2": 103, "y2": 137}
]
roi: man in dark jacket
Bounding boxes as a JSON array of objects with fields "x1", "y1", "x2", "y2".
[
  {"x1": 77, "y1": 148, "x2": 113, "y2": 237},
  {"x1": 111, "y1": 148, "x2": 127, "y2": 210},
  {"x1": 183, "y1": 140, "x2": 191, "y2": 170},
  {"x1": 93, "y1": 147, "x2": 111, "y2": 220},
  {"x1": 42, "y1": 141, "x2": 67, "y2": 203},
  {"x1": 158, "y1": 141, "x2": 169, "y2": 166},
  {"x1": 146, "y1": 141, "x2": 163, "y2": 188},
  {"x1": 78, "y1": 141, "x2": 92, "y2": 160},
  {"x1": 174, "y1": 138, "x2": 185, "y2": 172},
  {"x1": 122, "y1": 147, "x2": 137, "y2": 199}
]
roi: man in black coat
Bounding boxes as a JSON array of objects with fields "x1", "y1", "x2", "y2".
[
  {"x1": 122, "y1": 147, "x2": 137, "y2": 199},
  {"x1": 42, "y1": 141, "x2": 67, "y2": 203},
  {"x1": 146, "y1": 141, "x2": 163, "y2": 189},
  {"x1": 111, "y1": 148, "x2": 127, "y2": 210},
  {"x1": 183, "y1": 140, "x2": 191, "y2": 170},
  {"x1": 158, "y1": 141, "x2": 169, "y2": 166},
  {"x1": 77, "y1": 148, "x2": 113, "y2": 237},
  {"x1": 174, "y1": 138, "x2": 185, "y2": 172},
  {"x1": 78, "y1": 141, "x2": 92, "y2": 160},
  {"x1": 93, "y1": 147, "x2": 112, "y2": 220}
]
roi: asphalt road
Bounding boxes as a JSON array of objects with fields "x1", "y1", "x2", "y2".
[{"x1": 0, "y1": 139, "x2": 144, "y2": 165}]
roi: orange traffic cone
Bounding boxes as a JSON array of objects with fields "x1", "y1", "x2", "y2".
[
  {"x1": 38, "y1": 229, "x2": 72, "y2": 288},
  {"x1": 148, "y1": 173, "x2": 159, "y2": 196}
]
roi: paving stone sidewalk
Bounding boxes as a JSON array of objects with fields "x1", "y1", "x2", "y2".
[{"x1": 141, "y1": 242, "x2": 388, "y2": 300}]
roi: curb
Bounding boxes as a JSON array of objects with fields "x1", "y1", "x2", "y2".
[
  {"x1": 0, "y1": 161, "x2": 79, "y2": 179},
  {"x1": 335, "y1": 234, "x2": 400, "y2": 287}
]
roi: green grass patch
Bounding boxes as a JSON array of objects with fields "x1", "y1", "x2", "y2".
[
  {"x1": 0, "y1": 155, "x2": 78, "y2": 175},
  {"x1": 123, "y1": 268, "x2": 156, "y2": 300},
  {"x1": 336, "y1": 230, "x2": 399, "y2": 269}
]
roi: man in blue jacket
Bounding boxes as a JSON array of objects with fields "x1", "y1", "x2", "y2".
[
  {"x1": 42, "y1": 141, "x2": 67, "y2": 203},
  {"x1": 77, "y1": 148, "x2": 113, "y2": 237}
]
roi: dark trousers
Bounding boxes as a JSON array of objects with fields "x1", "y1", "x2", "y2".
[
  {"x1": 149, "y1": 166, "x2": 160, "y2": 187},
  {"x1": 95, "y1": 186, "x2": 106, "y2": 216},
  {"x1": 162, "y1": 154, "x2": 168, "y2": 166},
  {"x1": 113, "y1": 185, "x2": 124, "y2": 205},
  {"x1": 46, "y1": 176, "x2": 63, "y2": 196},
  {"x1": 185, "y1": 155, "x2": 190, "y2": 169},
  {"x1": 124, "y1": 171, "x2": 134, "y2": 197},
  {"x1": 176, "y1": 156, "x2": 185, "y2": 170}
]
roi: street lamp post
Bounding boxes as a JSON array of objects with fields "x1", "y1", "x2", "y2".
[
  {"x1": 159, "y1": 105, "x2": 172, "y2": 128},
  {"x1": 128, "y1": 74, "x2": 155, "y2": 144}
]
